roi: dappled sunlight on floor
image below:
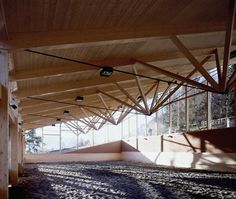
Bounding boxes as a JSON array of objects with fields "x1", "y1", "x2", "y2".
[{"x1": 17, "y1": 161, "x2": 236, "y2": 199}]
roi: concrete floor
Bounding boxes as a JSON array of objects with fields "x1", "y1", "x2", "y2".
[{"x1": 11, "y1": 161, "x2": 236, "y2": 199}]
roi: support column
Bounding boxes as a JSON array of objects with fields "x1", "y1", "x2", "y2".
[
  {"x1": 177, "y1": 100, "x2": 180, "y2": 131},
  {"x1": 41, "y1": 127, "x2": 44, "y2": 152},
  {"x1": 107, "y1": 125, "x2": 109, "y2": 143},
  {"x1": 207, "y1": 91, "x2": 212, "y2": 129},
  {"x1": 59, "y1": 123, "x2": 62, "y2": 152},
  {"x1": 185, "y1": 87, "x2": 189, "y2": 132},
  {"x1": 135, "y1": 111, "x2": 138, "y2": 149},
  {"x1": 17, "y1": 131, "x2": 23, "y2": 177},
  {"x1": 155, "y1": 111, "x2": 159, "y2": 135},
  {"x1": 21, "y1": 134, "x2": 25, "y2": 165},
  {"x1": 169, "y1": 96, "x2": 172, "y2": 133},
  {"x1": 145, "y1": 115, "x2": 147, "y2": 136},
  {"x1": 234, "y1": 86, "x2": 236, "y2": 127},
  {"x1": 121, "y1": 122, "x2": 123, "y2": 139},
  {"x1": 9, "y1": 121, "x2": 18, "y2": 185},
  {"x1": 92, "y1": 130, "x2": 94, "y2": 146},
  {"x1": 0, "y1": 50, "x2": 9, "y2": 199},
  {"x1": 128, "y1": 117, "x2": 130, "y2": 138}
]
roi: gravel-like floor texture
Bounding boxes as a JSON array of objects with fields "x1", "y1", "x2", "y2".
[{"x1": 14, "y1": 161, "x2": 236, "y2": 199}]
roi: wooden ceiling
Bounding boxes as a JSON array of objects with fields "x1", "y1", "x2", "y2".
[{"x1": 1, "y1": 0, "x2": 235, "y2": 130}]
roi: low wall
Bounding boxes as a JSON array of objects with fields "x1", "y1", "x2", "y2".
[
  {"x1": 25, "y1": 153, "x2": 121, "y2": 163},
  {"x1": 121, "y1": 152, "x2": 236, "y2": 172},
  {"x1": 24, "y1": 128, "x2": 236, "y2": 172},
  {"x1": 122, "y1": 127, "x2": 236, "y2": 153},
  {"x1": 25, "y1": 141, "x2": 122, "y2": 163},
  {"x1": 66, "y1": 141, "x2": 121, "y2": 153},
  {"x1": 121, "y1": 127, "x2": 236, "y2": 172}
]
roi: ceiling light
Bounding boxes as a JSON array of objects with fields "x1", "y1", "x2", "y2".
[
  {"x1": 75, "y1": 96, "x2": 84, "y2": 102},
  {"x1": 10, "y1": 104, "x2": 17, "y2": 110},
  {"x1": 117, "y1": 105, "x2": 123, "y2": 110},
  {"x1": 63, "y1": 110, "x2": 70, "y2": 115},
  {"x1": 137, "y1": 96, "x2": 142, "y2": 100},
  {"x1": 100, "y1": 66, "x2": 113, "y2": 77},
  {"x1": 230, "y1": 50, "x2": 236, "y2": 59},
  {"x1": 52, "y1": 124, "x2": 55, "y2": 127},
  {"x1": 56, "y1": 118, "x2": 61, "y2": 122}
]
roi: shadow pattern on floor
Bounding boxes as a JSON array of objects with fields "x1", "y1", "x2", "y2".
[{"x1": 14, "y1": 161, "x2": 236, "y2": 199}]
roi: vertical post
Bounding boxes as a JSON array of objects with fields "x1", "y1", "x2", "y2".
[
  {"x1": 0, "y1": 50, "x2": 9, "y2": 199},
  {"x1": 207, "y1": 91, "x2": 212, "y2": 129},
  {"x1": 76, "y1": 121, "x2": 79, "y2": 149},
  {"x1": 41, "y1": 127, "x2": 44, "y2": 152},
  {"x1": 177, "y1": 100, "x2": 180, "y2": 131},
  {"x1": 234, "y1": 86, "x2": 236, "y2": 127},
  {"x1": 76, "y1": 133, "x2": 79, "y2": 149},
  {"x1": 169, "y1": 96, "x2": 172, "y2": 133},
  {"x1": 135, "y1": 111, "x2": 138, "y2": 150},
  {"x1": 92, "y1": 129, "x2": 94, "y2": 146},
  {"x1": 9, "y1": 121, "x2": 18, "y2": 185},
  {"x1": 59, "y1": 123, "x2": 62, "y2": 152},
  {"x1": 185, "y1": 87, "x2": 189, "y2": 132},
  {"x1": 121, "y1": 121, "x2": 123, "y2": 139},
  {"x1": 145, "y1": 115, "x2": 147, "y2": 136},
  {"x1": 17, "y1": 131, "x2": 23, "y2": 177},
  {"x1": 107, "y1": 125, "x2": 109, "y2": 143},
  {"x1": 128, "y1": 117, "x2": 130, "y2": 138},
  {"x1": 22, "y1": 135, "x2": 25, "y2": 160},
  {"x1": 156, "y1": 111, "x2": 159, "y2": 135}
]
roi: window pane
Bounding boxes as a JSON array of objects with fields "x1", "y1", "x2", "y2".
[
  {"x1": 211, "y1": 90, "x2": 234, "y2": 128},
  {"x1": 158, "y1": 105, "x2": 169, "y2": 134},
  {"x1": 189, "y1": 93, "x2": 207, "y2": 131}
]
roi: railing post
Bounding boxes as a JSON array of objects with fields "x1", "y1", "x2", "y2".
[{"x1": 0, "y1": 50, "x2": 9, "y2": 199}]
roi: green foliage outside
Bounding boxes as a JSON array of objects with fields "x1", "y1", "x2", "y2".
[{"x1": 25, "y1": 129, "x2": 42, "y2": 153}]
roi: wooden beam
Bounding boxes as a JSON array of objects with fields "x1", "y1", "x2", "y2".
[
  {"x1": 170, "y1": 35, "x2": 219, "y2": 90},
  {"x1": 19, "y1": 81, "x2": 155, "y2": 108},
  {"x1": 115, "y1": 82, "x2": 146, "y2": 113},
  {"x1": 136, "y1": 58, "x2": 215, "y2": 92},
  {"x1": 97, "y1": 89, "x2": 146, "y2": 114},
  {"x1": 151, "y1": 83, "x2": 173, "y2": 113},
  {"x1": 13, "y1": 69, "x2": 157, "y2": 98},
  {"x1": 117, "y1": 82, "x2": 158, "y2": 124},
  {"x1": 0, "y1": 49, "x2": 9, "y2": 199},
  {"x1": 0, "y1": 0, "x2": 8, "y2": 40},
  {"x1": 17, "y1": 132, "x2": 24, "y2": 176},
  {"x1": 82, "y1": 107, "x2": 114, "y2": 125},
  {"x1": 0, "y1": 83, "x2": 2, "y2": 100},
  {"x1": 213, "y1": 48, "x2": 222, "y2": 83},
  {"x1": 79, "y1": 108, "x2": 98, "y2": 129},
  {"x1": 117, "y1": 107, "x2": 132, "y2": 124},
  {"x1": 221, "y1": 0, "x2": 236, "y2": 91},
  {"x1": 9, "y1": 63, "x2": 98, "y2": 82},
  {"x1": 133, "y1": 65, "x2": 150, "y2": 115},
  {"x1": 96, "y1": 108, "x2": 116, "y2": 125},
  {"x1": 4, "y1": 22, "x2": 229, "y2": 49},
  {"x1": 9, "y1": 121, "x2": 19, "y2": 185},
  {"x1": 70, "y1": 112, "x2": 95, "y2": 130},
  {"x1": 10, "y1": 45, "x2": 232, "y2": 82},
  {"x1": 9, "y1": 55, "x2": 134, "y2": 82},
  {"x1": 97, "y1": 94, "x2": 116, "y2": 124},
  {"x1": 63, "y1": 122, "x2": 80, "y2": 135},
  {"x1": 151, "y1": 68, "x2": 197, "y2": 113},
  {"x1": 150, "y1": 81, "x2": 160, "y2": 110},
  {"x1": 97, "y1": 117, "x2": 107, "y2": 130}
]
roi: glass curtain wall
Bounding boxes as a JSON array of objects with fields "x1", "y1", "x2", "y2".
[{"x1": 27, "y1": 86, "x2": 235, "y2": 153}]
